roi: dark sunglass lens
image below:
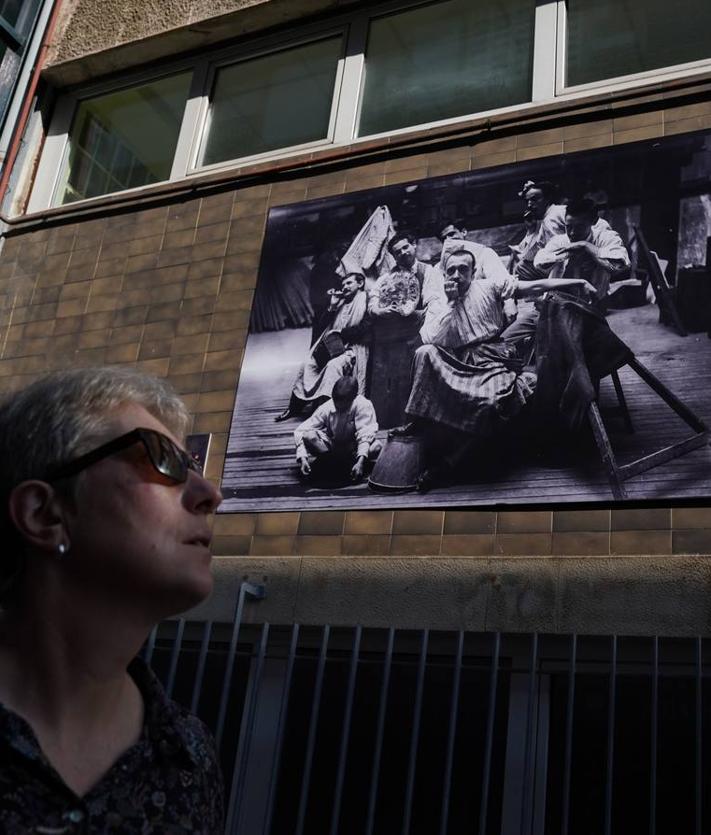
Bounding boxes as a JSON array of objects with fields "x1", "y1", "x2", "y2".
[{"x1": 143, "y1": 430, "x2": 187, "y2": 482}]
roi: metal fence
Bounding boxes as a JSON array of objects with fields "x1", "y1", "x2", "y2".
[{"x1": 143, "y1": 583, "x2": 710, "y2": 835}]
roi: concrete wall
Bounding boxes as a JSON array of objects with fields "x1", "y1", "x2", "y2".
[
  {"x1": 44, "y1": 0, "x2": 363, "y2": 85},
  {"x1": 3, "y1": 71, "x2": 711, "y2": 634}
]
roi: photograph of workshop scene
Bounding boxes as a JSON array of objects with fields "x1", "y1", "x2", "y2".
[{"x1": 220, "y1": 129, "x2": 711, "y2": 512}]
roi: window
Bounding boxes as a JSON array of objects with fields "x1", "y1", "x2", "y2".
[
  {"x1": 0, "y1": 0, "x2": 43, "y2": 126},
  {"x1": 56, "y1": 72, "x2": 191, "y2": 205},
  {"x1": 565, "y1": 0, "x2": 711, "y2": 88},
  {"x1": 200, "y1": 36, "x2": 343, "y2": 166},
  {"x1": 27, "y1": 0, "x2": 711, "y2": 211},
  {"x1": 358, "y1": 0, "x2": 534, "y2": 137}
]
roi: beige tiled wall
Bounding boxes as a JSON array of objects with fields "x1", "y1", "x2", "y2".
[{"x1": 1, "y1": 91, "x2": 711, "y2": 579}]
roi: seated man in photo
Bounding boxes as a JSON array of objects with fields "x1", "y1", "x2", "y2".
[
  {"x1": 396, "y1": 247, "x2": 597, "y2": 490},
  {"x1": 276, "y1": 271, "x2": 370, "y2": 422},
  {"x1": 533, "y1": 197, "x2": 630, "y2": 302},
  {"x1": 294, "y1": 375, "x2": 381, "y2": 483},
  {"x1": 439, "y1": 219, "x2": 517, "y2": 323},
  {"x1": 503, "y1": 198, "x2": 628, "y2": 358}
]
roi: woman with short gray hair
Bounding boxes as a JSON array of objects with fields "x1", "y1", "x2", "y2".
[{"x1": 0, "y1": 367, "x2": 224, "y2": 833}]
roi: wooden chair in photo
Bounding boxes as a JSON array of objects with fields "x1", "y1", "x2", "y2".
[{"x1": 535, "y1": 293, "x2": 708, "y2": 501}]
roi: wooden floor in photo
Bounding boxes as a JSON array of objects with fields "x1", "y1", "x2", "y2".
[{"x1": 219, "y1": 303, "x2": 711, "y2": 512}]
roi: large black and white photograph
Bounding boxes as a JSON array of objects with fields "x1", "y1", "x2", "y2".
[{"x1": 220, "y1": 130, "x2": 711, "y2": 511}]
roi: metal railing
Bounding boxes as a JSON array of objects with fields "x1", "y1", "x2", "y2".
[{"x1": 144, "y1": 584, "x2": 710, "y2": 835}]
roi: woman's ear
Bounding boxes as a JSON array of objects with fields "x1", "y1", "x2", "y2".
[{"x1": 8, "y1": 481, "x2": 68, "y2": 554}]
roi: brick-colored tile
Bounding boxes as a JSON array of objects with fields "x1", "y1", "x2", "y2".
[
  {"x1": 517, "y1": 127, "x2": 563, "y2": 149},
  {"x1": 611, "y1": 508, "x2": 671, "y2": 530},
  {"x1": 193, "y1": 411, "x2": 231, "y2": 433},
  {"x1": 474, "y1": 135, "x2": 517, "y2": 154},
  {"x1": 249, "y1": 535, "x2": 296, "y2": 556},
  {"x1": 664, "y1": 100, "x2": 711, "y2": 123},
  {"x1": 672, "y1": 529, "x2": 711, "y2": 554},
  {"x1": 298, "y1": 511, "x2": 344, "y2": 535},
  {"x1": 292, "y1": 535, "x2": 342, "y2": 556},
  {"x1": 196, "y1": 389, "x2": 235, "y2": 412},
  {"x1": 664, "y1": 115, "x2": 711, "y2": 136},
  {"x1": 384, "y1": 167, "x2": 429, "y2": 186},
  {"x1": 553, "y1": 509, "x2": 611, "y2": 532},
  {"x1": 672, "y1": 508, "x2": 711, "y2": 529},
  {"x1": 213, "y1": 513, "x2": 256, "y2": 535},
  {"x1": 344, "y1": 510, "x2": 393, "y2": 535},
  {"x1": 516, "y1": 142, "x2": 564, "y2": 161},
  {"x1": 169, "y1": 354, "x2": 204, "y2": 374},
  {"x1": 562, "y1": 119, "x2": 613, "y2": 140},
  {"x1": 177, "y1": 314, "x2": 212, "y2": 336},
  {"x1": 494, "y1": 533, "x2": 552, "y2": 556},
  {"x1": 564, "y1": 134, "x2": 613, "y2": 153},
  {"x1": 440, "y1": 534, "x2": 495, "y2": 556},
  {"x1": 389, "y1": 534, "x2": 442, "y2": 556},
  {"x1": 471, "y1": 150, "x2": 517, "y2": 170},
  {"x1": 393, "y1": 510, "x2": 444, "y2": 535},
  {"x1": 552, "y1": 531, "x2": 610, "y2": 556},
  {"x1": 172, "y1": 334, "x2": 210, "y2": 356},
  {"x1": 341, "y1": 534, "x2": 391, "y2": 555},
  {"x1": 612, "y1": 125, "x2": 663, "y2": 145},
  {"x1": 498, "y1": 511, "x2": 552, "y2": 533},
  {"x1": 610, "y1": 530, "x2": 672, "y2": 555},
  {"x1": 212, "y1": 535, "x2": 252, "y2": 556},
  {"x1": 612, "y1": 111, "x2": 663, "y2": 132},
  {"x1": 106, "y1": 342, "x2": 140, "y2": 363},
  {"x1": 231, "y1": 198, "x2": 268, "y2": 220},
  {"x1": 444, "y1": 511, "x2": 496, "y2": 534},
  {"x1": 163, "y1": 229, "x2": 195, "y2": 250},
  {"x1": 255, "y1": 512, "x2": 300, "y2": 535}
]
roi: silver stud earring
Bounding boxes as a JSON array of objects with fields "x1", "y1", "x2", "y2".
[{"x1": 57, "y1": 543, "x2": 67, "y2": 556}]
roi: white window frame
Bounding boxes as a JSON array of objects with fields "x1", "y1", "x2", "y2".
[
  {"x1": 28, "y1": 60, "x2": 199, "y2": 212},
  {"x1": 26, "y1": 0, "x2": 711, "y2": 213},
  {"x1": 555, "y1": 0, "x2": 711, "y2": 97},
  {"x1": 189, "y1": 27, "x2": 349, "y2": 174}
]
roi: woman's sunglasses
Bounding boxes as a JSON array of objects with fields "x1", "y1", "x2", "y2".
[{"x1": 46, "y1": 427, "x2": 202, "y2": 484}]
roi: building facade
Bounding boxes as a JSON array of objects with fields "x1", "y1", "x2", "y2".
[{"x1": 2, "y1": 1, "x2": 711, "y2": 832}]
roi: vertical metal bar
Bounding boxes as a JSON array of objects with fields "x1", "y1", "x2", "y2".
[
  {"x1": 225, "y1": 622, "x2": 271, "y2": 835},
  {"x1": 439, "y1": 630, "x2": 464, "y2": 835},
  {"x1": 143, "y1": 624, "x2": 158, "y2": 666},
  {"x1": 479, "y1": 632, "x2": 501, "y2": 835},
  {"x1": 604, "y1": 635, "x2": 618, "y2": 835},
  {"x1": 295, "y1": 625, "x2": 331, "y2": 835},
  {"x1": 365, "y1": 627, "x2": 395, "y2": 835},
  {"x1": 521, "y1": 633, "x2": 539, "y2": 835},
  {"x1": 561, "y1": 634, "x2": 577, "y2": 835},
  {"x1": 263, "y1": 623, "x2": 300, "y2": 835},
  {"x1": 402, "y1": 629, "x2": 429, "y2": 835},
  {"x1": 165, "y1": 618, "x2": 185, "y2": 699},
  {"x1": 216, "y1": 582, "x2": 266, "y2": 750},
  {"x1": 329, "y1": 625, "x2": 362, "y2": 835},
  {"x1": 190, "y1": 620, "x2": 213, "y2": 714},
  {"x1": 650, "y1": 636, "x2": 658, "y2": 835},
  {"x1": 696, "y1": 637, "x2": 703, "y2": 835}
]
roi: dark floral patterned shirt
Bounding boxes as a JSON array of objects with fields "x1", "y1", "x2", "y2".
[{"x1": 0, "y1": 658, "x2": 224, "y2": 834}]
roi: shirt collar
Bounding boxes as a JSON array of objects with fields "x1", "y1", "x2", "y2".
[{"x1": 128, "y1": 657, "x2": 204, "y2": 769}]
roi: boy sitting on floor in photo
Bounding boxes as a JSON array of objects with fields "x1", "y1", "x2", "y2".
[{"x1": 294, "y1": 375, "x2": 381, "y2": 484}]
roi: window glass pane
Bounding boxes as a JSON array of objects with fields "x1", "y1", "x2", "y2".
[
  {"x1": 0, "y1": 40, "x2": 18, "y2": 118},
  {"x1": 358, "y1": 0, "x2": 534, "y2": 137},
  {"x1": 201, "y1": 35, "x2": 342, "y2": 166},
  {"x1": 0, "y1": 0, "x2": 40, "y2": 38},
  {"x1": 57, "y1": 72, "x2": 191, "y2": 205},
  {"x1": 567, "y1": 0, "x2": 711, "y2": 87}
]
